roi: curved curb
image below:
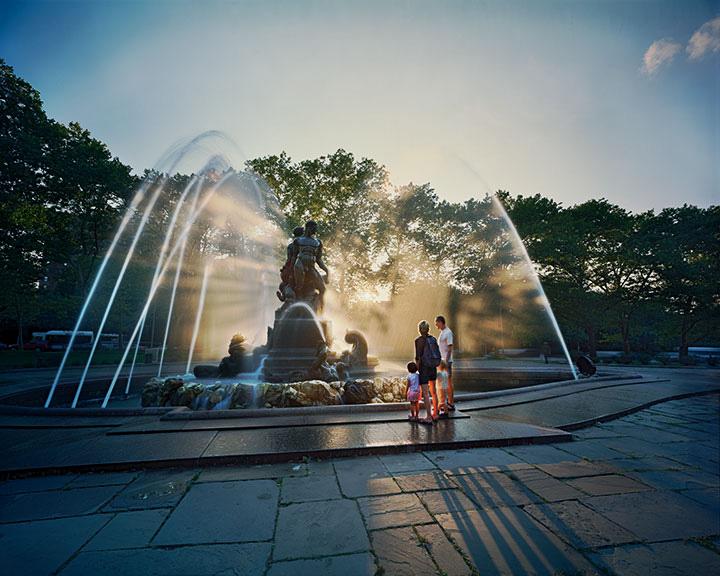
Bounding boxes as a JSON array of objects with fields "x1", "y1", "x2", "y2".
[{"x1": 559, "y1": 388, "x2": 720, "y2": 431}]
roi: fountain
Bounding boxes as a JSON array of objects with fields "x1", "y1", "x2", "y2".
[{"x1": 31, "y1": 133, "x2": 583, "y2": 413}]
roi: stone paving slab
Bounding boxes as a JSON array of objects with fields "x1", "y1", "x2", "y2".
[
  {"x1": 424, "y1": 447, "x2": 530, "y2": 473},
  {"x1": 508, "y1": 467, "x2": 585, "y2": 502},
  {"x1": 103, "y1": 469, "x2": 197, "y2": 511},
  {"x1": 273, "y1": 499, "x2": 369, "y2": 561},
  {"x1": 0, "y1": 484, "x2": 122, "y2": 522},
  {"x1": 371, "y1": 526, "x2": 438, "y2": 575},
  {"x1": 58, "y1": 542, "x2": 271, "y2": 576},
  {"x1": 65, "y1": 471, "x2": 138, "y2": 489},
  {"x1": 0, "y1": 473, "x2": 76, "y2": 495},
  {"x1": 581, "y1": 490, "x2": 720, "y2": 541},
  {"x1": 281, "y1": 474, "x2": 341, "y2": 503},
  {"x1": 535, "y1": 460, "x2": 620, "y2": 479},
  {"x1": 627, "y1": 469, "x2": 719, "y2": 491},
  {"x1": 333, "y1": 456, "x2": 402, "y2": 498},
  {"x1": 435, "y1": 506, "x2": 599, "y2": 575},
  {"x1": 84, "y1": 509, "x2": 169, "y2": 551},
  {"x1": 589, "y1": 541, "x2": 720, "y2": 576},
  {"x1": 393, "y1": 470, "x2": 458, "y2": 492},
  {"x1": 418, "y1": 489, "x2": 480, "y2": 515},
  {"x1": 566, "y1": 473, "x2": 653, "y2": 496},
  {"x1": 379, "y1": 452, "x2": 436, "y2": 473},
  {"x1": 358, "y1": 492, "x2": 433, "y2": 530},
  {"x1": 415, "y1": 523, "x2": 473, "y2": 576},
  {"x1": 153, "y1": 479, "x2": 278, "y2": 545},
  {"x1": 452, "y1": 470, "x2": 544, "y2": 509},
  {"x1": 197, "y1": 462, "x2": 306, "y2": 482},
  {"x1": 266, "y1": 553, "x2": 377, "y2": 576},
  {"x1": 1, "y1": 514, "x2": 111, "y2": 574},
  {"x1": 523, "y1": 500, "x2": 638, "y2": 548},
  {"x1": 681, "y1": 486, "x2": 720, "y2": 508}
]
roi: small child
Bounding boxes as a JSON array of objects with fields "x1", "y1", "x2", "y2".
[
  {"x1": 436, "y1": 360, "x2": 449, "y2": 418},
  {"x1": 405, "y1": 361, "x2": 421, "y2": 421}
]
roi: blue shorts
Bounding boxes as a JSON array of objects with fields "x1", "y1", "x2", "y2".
[{"x1": 419, "y1": 366, "x2": 437, "y2": 385}]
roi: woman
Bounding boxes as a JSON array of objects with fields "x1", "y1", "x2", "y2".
[{"x1": 414, "y1": 320, "x2": 440, "y2": 424}]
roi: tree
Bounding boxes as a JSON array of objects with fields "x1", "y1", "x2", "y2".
[
  {"x1": 654, "y1": 205, "x2": 720, "y2": 358},
  {"x1": 0, "y1": 59, "x2": 136, "y2": 343},
  {"x1": 247, "y1": 150, "x2": 388, "y2": 304}
]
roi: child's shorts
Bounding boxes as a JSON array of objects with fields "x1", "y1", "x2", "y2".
[{"x1": 407, "y1": 389, "x2": 420, "y2": 403}]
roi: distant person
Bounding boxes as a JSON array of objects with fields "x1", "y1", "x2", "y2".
[
  {"x1": 542, "y1": 341, "x2": 551, "y2": 364},
  {"x1": 435, "y1": 315, "x2": 455, "y2": 411},
  {"x1": 405, "y1": 361, "x2": 421, "y2": 422},
  {"x1": 415, "y1": 320, "x2": 441, "y2": 423},
  {"x1": 436, "y1": 360, "x2": 449, "y2": 418}
]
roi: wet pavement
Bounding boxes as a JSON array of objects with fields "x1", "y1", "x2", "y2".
[
  {"x1": 0, "y1": 393, "x2": 717, "y2": 575},
  {"x1": 0, "y1": 369, "x2": 718, "y2": 474}
]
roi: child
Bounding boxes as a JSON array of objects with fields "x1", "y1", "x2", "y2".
[
  {"x1": 405, "y1": 361, "x2": 421, "y2": 421},
  {"x1": 436, "y1": 360, "x2": 449, "y2": 418}
]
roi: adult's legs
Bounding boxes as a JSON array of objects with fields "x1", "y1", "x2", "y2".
[
  {"x1": 428, "y1": 380, "x2": 439, "y2": 418},
  {"x1": 447, "y1": 362, "x2": 454, "y2": 407},
  {"x1": 421, "y1": 384, "x2": 432, "y2": 421}
]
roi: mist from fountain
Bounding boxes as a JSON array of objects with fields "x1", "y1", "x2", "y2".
[
  {"x1": 186, "y1": 261, "x2": 213, "y2": 373},
  {"x1": 46, "y1": 131, "x2": 581, "y2": 410},
  {"x1": 491, "y1": 195, "x2": 578, "y2": 380}
]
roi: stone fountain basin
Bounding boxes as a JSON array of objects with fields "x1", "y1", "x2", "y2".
[{"x1": 0, "y1": 367, "x2": 585, "y2": 414}]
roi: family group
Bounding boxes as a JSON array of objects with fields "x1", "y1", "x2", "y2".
[{"x1": 405, "y1": 315, "x2": 454, "y2": 425}]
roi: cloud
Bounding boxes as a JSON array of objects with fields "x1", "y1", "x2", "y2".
[
  {"x1": 641, "y1": 38, "x2": 681, "y2": 75},
  {"x1": 687, "y1": 16, "x2": 720, "y2": 60}
]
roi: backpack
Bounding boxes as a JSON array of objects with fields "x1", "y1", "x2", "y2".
[{"x1": 422, "y1": 335, "x2": 442, "y2": 368}]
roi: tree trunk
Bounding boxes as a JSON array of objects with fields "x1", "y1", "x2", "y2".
[
  {"x1": 620, "y1": 315, "x2": 630, "y2": 355},
  {"x1": 679, "y1": 315, "x2": 690, "y2": 359},
  {"x1": 585, "y1": 324, "x2": 597, "y2": 358}
]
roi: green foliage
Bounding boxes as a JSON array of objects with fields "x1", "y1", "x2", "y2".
[
  {"x1": 0, "y1": 59, "x2": 137, "y2": 344},
  {"x1": 1, "y1": 61, "x2": 717, "y2": 359}
]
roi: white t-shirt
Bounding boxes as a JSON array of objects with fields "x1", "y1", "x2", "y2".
[{"x1": 438, "y1": 327, "x2": 454, "y2": 362}]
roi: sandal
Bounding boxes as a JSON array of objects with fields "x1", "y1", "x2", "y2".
[{"x1": 447, "y1": 403, "x2": 456, "y2": 411}]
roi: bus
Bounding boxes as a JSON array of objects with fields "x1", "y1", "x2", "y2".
[
  {"x1": 98, "y1": 333, "x2": 121, "y2": 349},
  {"x1": 23, "y1": 332, "x2": 48, "y2": 351},
  {"x1": 45, "y1": 331, "x2": 94, "y2": 350}
]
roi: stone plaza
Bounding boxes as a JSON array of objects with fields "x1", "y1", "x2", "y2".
[{"x1": 0, "y1": 367, "x2": 718, "y2": 575}]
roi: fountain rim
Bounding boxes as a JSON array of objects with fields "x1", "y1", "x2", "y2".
[{"x1": 0, "y1": 371, "x2": 639, "y2": 419}]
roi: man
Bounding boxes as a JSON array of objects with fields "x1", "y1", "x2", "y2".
[
  {"x1": 435, "y1": 315, "x2": 455, "y2": 411},
  {"x1": 293, "y1": 220, "x2": 329, "y2": 311}
]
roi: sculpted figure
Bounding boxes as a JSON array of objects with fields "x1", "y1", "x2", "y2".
[
  {"x1": 293, "y1": 220, "x2": 329, "y2": 311},
  {"x1": 277, "y1": 226, "x2": 304, "y2": 302}
]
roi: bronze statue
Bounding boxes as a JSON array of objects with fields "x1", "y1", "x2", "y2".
[
  {"x1": 292, "y1": 220, "x2": 329, "y2": 311},
  {"x1": 277, "y1": 226, "x2": 304, "y2": 302}
]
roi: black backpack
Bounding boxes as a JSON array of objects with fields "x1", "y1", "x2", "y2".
[{"x1": 422, "y1": 335, "x2": 442, "y2": 368}]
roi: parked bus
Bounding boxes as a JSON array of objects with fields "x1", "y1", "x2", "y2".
[
  {"x1": 45, "y1": 331, "x2": 94, "y2": 350},
  {"x1": 23, "y1": 332, "x2": 48, "y2": 351},
  {"x1": 98, "y1": 333, "x2": 121, "y2": 349}
]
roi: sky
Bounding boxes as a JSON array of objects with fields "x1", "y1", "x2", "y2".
[{"x1": 1, "y1": 0, "x2": 718, "y2": 212}]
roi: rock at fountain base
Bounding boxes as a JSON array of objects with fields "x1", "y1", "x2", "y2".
[
  {"x1": 260, "y1": 380, "x2": 343, "y2": 408},
  {"x1": 141, "y1": 377, "x2": 255, "y2": 410}
]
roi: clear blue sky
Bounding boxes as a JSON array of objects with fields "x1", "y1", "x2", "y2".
[{"x1": 1, "y1": 0, "x2": 718, "y2": 211}]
